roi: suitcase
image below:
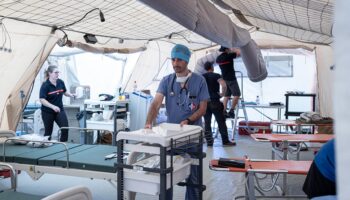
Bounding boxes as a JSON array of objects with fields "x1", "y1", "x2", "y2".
[{"x1": 238, "y1": 121, "x2": 272, "y2": 135}]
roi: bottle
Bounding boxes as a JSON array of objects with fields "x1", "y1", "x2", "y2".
[
  {"x1": 133, "y1": 81, "x2": 138, "y2": 92},
  {"x1": 256, "y1": 96, "x2": 260, "y2": 105},
  {"x1": 118, "y1": 87, "x2": 123, "y2": 100},
  {"x1": 125, "y1": 92, "x2": 129, "y2": 100}
]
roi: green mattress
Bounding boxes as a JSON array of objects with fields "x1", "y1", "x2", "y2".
[
  {"x1": 0, "y1": 190, "x2": 43, "y2": 200},
  {"x1": 54, "y1": 145, "x2": 118, "y2": 172},
  {"x1": 1, "y1": 143, "x2": 118, "y2": 173}
]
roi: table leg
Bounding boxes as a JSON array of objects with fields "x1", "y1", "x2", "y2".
[{"x1": 247, "y1": 172, "x2": 256, "y2": 200}]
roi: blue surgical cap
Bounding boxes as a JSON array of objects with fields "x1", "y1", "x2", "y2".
[{"x1": 171, "y1": 44, "x2": 191, "y2": 63}]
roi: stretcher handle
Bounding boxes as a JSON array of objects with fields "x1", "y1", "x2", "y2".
[
  {"x1": 248, "y1": 158, "x2": 276, "y2": 162},
  {"x1": 247, "y1": 169, "x2": 288, "y2": 174},
  {"x1": 0, "y1": 162, "x2": 17, "y2": 190},
  {"x1": 209, "y1": 165, "x2": 230, "y2": 171},
  {"x1": 3, "y1": 138, "x2": 70, "y2": 168}
]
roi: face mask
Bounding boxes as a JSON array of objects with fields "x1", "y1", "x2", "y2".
[{"x1": 176, "y1": 72, "x2": 192, "y2": 83}]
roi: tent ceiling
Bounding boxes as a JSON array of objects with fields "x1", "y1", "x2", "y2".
[
  {"x1": 215, "y1": 0, "x2": 334, "y2": 45},
  {"x1": 0, "y1": 0, "x2": 215, "y2": 50},
  {"x1": 0, "y1": 0, "x2": 334, "y2": 49}
]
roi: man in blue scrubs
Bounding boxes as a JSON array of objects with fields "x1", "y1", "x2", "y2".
[{"x1": 145, "y1": 44, "x2": 210, "y2": 199}]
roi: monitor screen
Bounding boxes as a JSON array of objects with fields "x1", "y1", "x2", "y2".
[{"x1": 288, "y1": 95, "x2": 315, "y2": 113}]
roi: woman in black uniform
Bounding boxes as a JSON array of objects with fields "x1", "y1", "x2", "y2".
[{"x1": 39, "y1": 65, "x2": 75, "y2": 142}]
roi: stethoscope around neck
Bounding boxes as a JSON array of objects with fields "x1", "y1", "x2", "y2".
[{"x1": 169, "y1": 74, "x2": 190, "y2": 97}]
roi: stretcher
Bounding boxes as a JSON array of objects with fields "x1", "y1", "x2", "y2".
[
  {"x1": 209, "y1": 158, "x2": 311, "y2": 200},
  {"x1": 251, "y1": 133, "x2": 333, "y2": 160},
  {"x1": 1, "y1": 138, "x2": 119, "y2": 181},
  {"x1": 0, "y1": 162, "x2": 93, "y2": 200}
]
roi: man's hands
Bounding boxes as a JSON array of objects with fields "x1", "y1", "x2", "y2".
[
  {"x1": 180, "y1": 120, "x2": 189, "y2": 127},
  {"x1": 231, "y1": 48, "x2": 241, "y2": 57},
  {"x1": 144, "y1": 124, "x2": 152, "y2": 129}
]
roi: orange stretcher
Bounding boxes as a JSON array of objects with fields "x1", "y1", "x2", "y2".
[
  {"x1": 251, "y1": 133, "x2": 333, "y2": 160},
  {"x1": 210, "y1": 158, "x2": 311, "y2": 200}
]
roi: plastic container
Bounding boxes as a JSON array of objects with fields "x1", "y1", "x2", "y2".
[{"x1": 256, "y1": 96, "x2": 260, "y2": 105}]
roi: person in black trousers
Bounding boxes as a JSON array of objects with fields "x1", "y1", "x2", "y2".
[
  {"x1": 203, "y1": 62, "x2": 236, "y2": 146},
  {"x1": 39, "y1": 65, "x2": 75, "y2": 142},
  {"x1": 216, "y1": 46, "x2": 241, "y2": 118}
]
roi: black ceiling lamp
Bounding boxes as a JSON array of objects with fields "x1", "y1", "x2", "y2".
[
  {"x1": 84, "y1": 34, "x2": 98, "y2": 44},
  {"x1": 82, "y1": 8, "x2": 105, "y2": 44},
  {"x1": 99, "y1": 9, "x2": 105, "y2": 22}
]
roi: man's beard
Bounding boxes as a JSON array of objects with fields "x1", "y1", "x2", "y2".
[{"x1": 174, "y1": 66, "x2": 185, "y2": 73}]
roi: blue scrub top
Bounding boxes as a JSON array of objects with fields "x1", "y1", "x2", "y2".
[
  {"x1": 157, "y1": 72, "x2": 209, "y2": 126},
  {"x1": 314, "y1": 139, "x2": 336, "y2": 182}
]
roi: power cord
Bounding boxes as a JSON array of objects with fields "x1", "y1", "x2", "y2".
[
  {"x1": 59, "y1": 8, "x2": 105, "y2": 29},
  {"x1": 0, "y1": 19, "x2": 12, "y2": 53},
  {"x1": 51, "y1": 26, "x2": 68, "y2": 47}
]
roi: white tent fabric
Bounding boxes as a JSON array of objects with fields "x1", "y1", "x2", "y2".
[
  {"x1": 124, "y1": 41, "x2": 178, "y2": 93},
  {"x1": 334, "y1": 0, "x2": 350, "y2": 198},
  {"x1": 214, "y1": 0, "x2": 334, "y2": 45},
  {"x1": 0, "y1": 19, "x2": 58, "y2": 130}
]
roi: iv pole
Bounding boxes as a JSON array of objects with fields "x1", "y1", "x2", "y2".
[{"x1": 20, "y1": 90, "x2": 25, "y2": 135}]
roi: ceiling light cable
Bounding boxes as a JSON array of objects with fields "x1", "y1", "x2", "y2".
[{"x1": 59, "y1": 8, "x2": 105, "y2": 29}]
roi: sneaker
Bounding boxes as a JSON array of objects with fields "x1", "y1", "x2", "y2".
[
  {"x1": 223, "y1": 141, "x2": 236, "y2": 146},
  {"x1": 228, "y1": 110, "x2": 235, "y2": 118},
  {"x1": 224, "y1": 111, "x2": 230, "y2": 119}
]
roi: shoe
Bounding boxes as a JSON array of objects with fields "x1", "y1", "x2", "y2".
[
  {"x1": 228, "y1": 110, "x2": 235, "y2": 118},
  {"x1": 223, "y1": 140, "x2": 236, "y2": 146},
  {"x1": 224, "y1": 111, "x2": 230, "y2": 119},
  {"x1": 207, "y1": 143, "x2": 213, "y2": 147}
]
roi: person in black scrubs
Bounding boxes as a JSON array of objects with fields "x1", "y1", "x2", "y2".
[
  {"x1": 203, "y1": 61, "x2": 236, "y2": 146},
  {"x1": 39, "y1": 65, "x2": 75, "y2": 142}
]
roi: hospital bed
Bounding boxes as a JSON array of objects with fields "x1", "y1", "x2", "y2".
[
  {"x1": 209, "y1": 158, "x2": 311, "y2": 200},
  {"x1": 0, "y1": 162, "x2": 92, "y2": 200},
  {"x1": 251, "y1": 133, "x2": 333, "y2": 160}
]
